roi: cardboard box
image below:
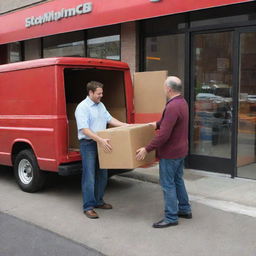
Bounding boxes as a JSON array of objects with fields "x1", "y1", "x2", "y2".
[
  {"x1": 97, "y1": 124, "x2": 156, "y2": 169},
  {"x1": 134, "y1": 71, "x2": 168, "y2": 114}
]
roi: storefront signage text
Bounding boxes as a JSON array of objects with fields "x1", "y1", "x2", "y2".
[{"x1": 25, "y1": 2, "x2": 92, "y2": 28}]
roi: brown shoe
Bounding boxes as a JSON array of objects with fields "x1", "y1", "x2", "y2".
[
  {"x1": 95, "y1": 203, "x2": 113, "y2": 209},
  {"x1": 84, "y1": 209, "x2": 99, "y2": 219}
]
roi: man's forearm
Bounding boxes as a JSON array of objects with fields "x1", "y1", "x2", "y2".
[
  {"x1": 82, "y1": 128, "x2": 103, "y2": 142},
  {"x1": 108, "y1": 117, "x2": 127, "y2": 127}
]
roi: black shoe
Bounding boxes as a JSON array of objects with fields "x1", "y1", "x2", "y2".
[
  {"x1": 178, "y1": 212, "x2": 192, "y2": 219},
  {"x1": 152, "y1": 220, "x2": 178, "y2": 228}
]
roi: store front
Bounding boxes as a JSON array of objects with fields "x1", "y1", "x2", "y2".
[
  {"x1": 141, "y1": 3, "x2": 256, "y2": 178},
  {"x1": 0, "y1": 0, "x2": 255, "y2": 179}
]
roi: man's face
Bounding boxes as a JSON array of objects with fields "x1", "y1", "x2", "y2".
[
  {"x1": 164, "y1": 83, "x2": 173, "y2": 100},
  {"x1": 164, "y1": 83, "x2": 170, "y2": 96},
  {"x1": 89, "y1": 87, "x2": 103, "y2": 103}
]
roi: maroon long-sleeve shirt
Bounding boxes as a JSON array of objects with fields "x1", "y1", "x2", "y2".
[{"x1": 145, "y1": 95, "x2": 189, "y2": 159}]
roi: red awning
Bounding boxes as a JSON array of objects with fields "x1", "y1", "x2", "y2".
[{"x1": 0, "y1": 0, "x2": 253, "y2": 44}]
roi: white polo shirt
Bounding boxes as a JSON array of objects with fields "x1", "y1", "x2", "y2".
[{"x1": 75, "y1": 96, "x2": 112, "y2": 140}]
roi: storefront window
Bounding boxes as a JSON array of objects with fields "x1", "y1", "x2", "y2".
[
  {"x1": 24, "y1": 39, "x2": 41, "y2": 60},
  {"x1": 87, "y1": 25, "x2": 120, "y2": 60},
  {"x1": 87, "y1": 25, "x2": 121, "y2": 60},
  {"x1": 43, "y1": 31, "x2": 85, "y2": 57},
  {"x1": 145, "y1": 34, "x2": 185, "y2": 83},
  {"x1": 87, "y1": 35, "x2": 120, "y2": 60},
  {"x1": 191, "y1": 32, "x2": 233, "y2": 158},
  {"x1": 9, "y1": 42, "x2": 22, "y2": 63},
  {"x1": 237, "y1": 32, "x2": 256, "y2": 179}
]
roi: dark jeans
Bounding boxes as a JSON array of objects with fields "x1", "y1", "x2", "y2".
[
  {"x1": 159, "y1": 158, "x2": 191, "y2": 223},
  {"x1": 80, "y1": 140, "x2": 108, "y2": 211}
]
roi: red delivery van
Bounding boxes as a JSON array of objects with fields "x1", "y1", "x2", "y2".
[{"x1": 0, "y1": 57, "x2": 135, "y2": 192}]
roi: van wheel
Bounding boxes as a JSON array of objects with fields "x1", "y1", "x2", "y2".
[{"x1": 14, "y1": 150, "x2": 46, "y2": 192}]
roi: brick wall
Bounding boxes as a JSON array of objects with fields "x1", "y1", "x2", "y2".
[{"x1": 121, "y1": 22, "x2": 139, "y2": 79}]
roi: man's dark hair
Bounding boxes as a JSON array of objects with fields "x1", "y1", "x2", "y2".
[{"x1": 86, "y1": 81, "x2": 104, "y2": 93}]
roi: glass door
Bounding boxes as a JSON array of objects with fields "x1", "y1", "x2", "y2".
[
  {"x1": 189, "y1": 31, "x2": 234, "y2": 173},
  {"x1": 237, "y1": 30, "x2": 256, "y2": 179}
]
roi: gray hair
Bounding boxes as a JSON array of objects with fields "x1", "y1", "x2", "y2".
[{"x1": 165, "y1": 76, "x2": 182, "y2": 93}]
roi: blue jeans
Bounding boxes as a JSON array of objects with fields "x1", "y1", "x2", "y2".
[
  {"x1": 80, "y1": 140, "x2": 108, "y2": 211},
  {"x1": 159, "y1": 158, "x2": 191, "y2": 223}
]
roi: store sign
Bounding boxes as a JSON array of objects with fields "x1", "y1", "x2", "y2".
[{"x1": 25, "y1": 2, "x2": 92, "y2": 28}]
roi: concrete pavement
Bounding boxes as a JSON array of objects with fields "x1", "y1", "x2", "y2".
[
  {"x1": 121, "y1": 165, "x2": 256, "y2": 218},
  {"x1": 0, "y1": 166, "x2": 256, "y2": 256}
]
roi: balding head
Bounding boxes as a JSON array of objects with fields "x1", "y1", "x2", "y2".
[{"x1": 165, "y1": 76, "x2": 182, "y2": 93}]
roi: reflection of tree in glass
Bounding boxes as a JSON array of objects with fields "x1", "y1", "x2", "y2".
[{"x1": 88, "y1": 41, "x2": 120, "y2": 60}]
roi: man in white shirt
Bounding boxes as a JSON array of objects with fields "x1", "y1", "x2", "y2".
[{"x1": 75, "y1": 81, "x2": 127, "y2": 219}]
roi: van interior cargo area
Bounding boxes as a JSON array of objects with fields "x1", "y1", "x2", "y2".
[{"x1": 64, "y1": 68, "x2": 127, "y2": 150}]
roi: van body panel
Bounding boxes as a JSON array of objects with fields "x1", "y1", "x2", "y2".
[{"x1": 0, "y1": 57, "x2": 133, "y2": 174}]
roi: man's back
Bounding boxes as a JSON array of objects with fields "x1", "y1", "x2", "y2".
[{"x1": 162, "y1": 96, "x2": 189, "y2": 159}]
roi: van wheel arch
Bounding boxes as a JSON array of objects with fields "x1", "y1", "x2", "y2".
[{"x1": 12, "y1": 142, "x2": 34, "y2": 165}]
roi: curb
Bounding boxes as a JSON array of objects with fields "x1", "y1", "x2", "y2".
[{"x1": 119, "y1": 171, "x2": 159, "y2": 184}]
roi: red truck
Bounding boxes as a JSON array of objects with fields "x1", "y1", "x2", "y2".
[{"x1": 0, "y1": 57, "x2": 135, "y2": 192}]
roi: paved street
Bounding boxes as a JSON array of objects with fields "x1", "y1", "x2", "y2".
[
  {"x1": 0, "y1": 212, "x2": 104, "y2": 256},
  {"x1": 0, "y1": 166, "x2": 256, "y2": 256}
]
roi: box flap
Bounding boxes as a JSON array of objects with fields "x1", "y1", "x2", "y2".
[{"x1": 133, "y1": 70, "x2": 167, "y2": 123}]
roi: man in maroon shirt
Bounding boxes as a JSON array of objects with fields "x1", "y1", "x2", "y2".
[{"x1": 136, "y1": 76, "x2": 192, "y2": 228}]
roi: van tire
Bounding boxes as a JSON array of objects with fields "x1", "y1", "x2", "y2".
[{"x1": 14, "y1": 149, "x2": 46, "y2": 192}]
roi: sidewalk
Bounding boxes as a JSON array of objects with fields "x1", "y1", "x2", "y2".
[{"x1": 120, "y1": 164, "x2": 256, "y2": 217}]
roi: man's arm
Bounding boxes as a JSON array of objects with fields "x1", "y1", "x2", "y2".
[
  {"x1": 108, "y1": 117, "x2": 128, "y2": 127},
  {"x1": 145, "y1": 106, "x2": 178, "y2": 152},
  {"x1": 82, "y1": 128, "x2": 112, "y2": 153},
  {"x1": 136, "y1": 105, "x2": 178, "y2": 160}
]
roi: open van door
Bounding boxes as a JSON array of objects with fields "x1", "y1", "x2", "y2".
[{"x1": 133, "y1": 71, "x2": 168, "y2": 123}]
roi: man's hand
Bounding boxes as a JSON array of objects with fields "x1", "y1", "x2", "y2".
[
  {"x1": 99, "y1": 138, "x2": 112, "y2": 153},
  {"x1": 148, "y1": 122, "x2": 157, "y2": 129},
  {"x1": 136, "y1": 147, "x2": 147, "y2": 161}
]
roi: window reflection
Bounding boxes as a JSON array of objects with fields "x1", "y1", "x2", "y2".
[
  {"x1": 237, "y1": 32, "x2": 256, "y2": 179},
  {"x1": 9, "y1": 42, "x2": 22, "y2": 63},
  {"x1": 192, "y1": 32, "x2": 233, "y2": 158},
  {"x1": 145, "y1": 34, "x2": 185, "y2": 84},
  {"x1": 43, "y1": 31, "x2": 85, "y2": 57},
  {"x1": 87, "y1": 35, "x2": 120, "y2": 60}
]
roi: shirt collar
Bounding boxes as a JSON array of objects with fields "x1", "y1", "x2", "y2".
[
  {"x1": 166, "y1": 95, "x2": 182, "y2": 105},
  {"x1": 86, "y1": 96, "x2": 97, "y2": 106}
]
